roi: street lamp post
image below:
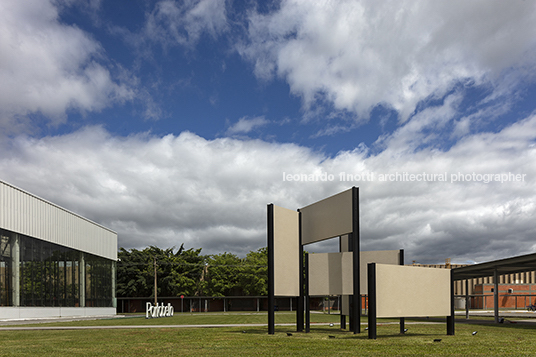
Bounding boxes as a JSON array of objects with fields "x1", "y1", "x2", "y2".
[{"x1": 154, "y1": 256, "x2": 157, "y2": 305}]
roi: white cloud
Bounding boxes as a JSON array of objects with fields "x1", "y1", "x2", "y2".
[
  {"x1": 239, "y1": 0, "x2": 536, "y2": 123},
  {"x1": 373, "y1": 91, "x2": 463, "y2": 154},
  {"x1": 0, "y1": 0, "x2": 135, "y2": 135},
  {"x1": 226, "y1": 116, "x2": 269, "y2": 135},
  {"x1": 142, "y1": 0, "x2": 228, "y2": 48},
  {"x1": 1, "y1": 115, "x2": 535, "y2": 263}
]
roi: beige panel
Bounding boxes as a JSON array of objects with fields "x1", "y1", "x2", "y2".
[
  {"x1": 0, "y1": 180, "x2": 117, "y2": 260},
  {"x1": 340, "y1": 234, "x2": 349, "y2": 252},
  {"x1": 309, "y1": 252, "x2": 352, "y2": 296},
  {"x1": 300, "y1": 189, "x2": 353, "y2": 245},
  {"x1": 339, "y1": 234, "x2": 352, "y2": 310},
  {"x1": 341, "y1": 252, "x2": 354, "y2": 295},
  {"x1": 309, "y1": 253, "x2": 343, "y2": 296},
  {"x1": 375, "y1": 264, "x2": 451, "y2": 318},
  {"x1": 360, "y1": 250, "x2": 401, "y2": 294},
  {"x1": 310, "y1": 250, "x2": 400, "y2": 298},
  {"x1": 273, "y1": 205, "x2": 300, "y2": 296},
  {"x1": 342, "y1": 250, "x2": 400, "y2": 316},
  {"x1": 342, "y1": 294, "x2": 349, "y2": 316}
]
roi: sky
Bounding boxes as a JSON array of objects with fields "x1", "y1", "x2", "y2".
[{"x1": 1, "y1": 0, "x2": 536, "y2": 264}]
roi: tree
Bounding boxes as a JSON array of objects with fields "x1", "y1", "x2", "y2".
[
  {"x1": 239, "y1": 247, "x2": 268, "y2": 296},
  {"x1": 116, "y1": 247, "x2": 153, "y2": 297},
  {"x1": 203, "y1": 252, "x2": 242, "y2": 296},
  {"x1": 116, "y1": 245, "x2": 271, "y2": 298},
  {"x1": 167, "y1": 246, "x2": 205, "y2": 296},
  {"x1": 116, "y1": 244, "x2": 205, "y2": 298}
]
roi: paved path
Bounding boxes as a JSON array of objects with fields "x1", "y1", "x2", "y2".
[
  {"x1": 0, "y1": 320, "x2": 446, "y2": 331},
  {"x1": 0, "y1": 323, "x2": 286, "y2": 331},
  {"x1": 1, "y1": 310, "x2": 535, "y2": 331},
  {"x1": 0, "y1": 315, "x2": 128, "y2": 326},
  {"x1": 456, "y1": 310, "x2": 536, "y2": 318}
]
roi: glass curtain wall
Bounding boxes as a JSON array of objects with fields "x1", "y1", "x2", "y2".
[
  {"x1": 85, "y1": 255, "x2": 113, "y2": 307},
  {"x1": 19, "y1": 238, "x2": 81, "y2": 307},
  {"x1": 0, "y1": 228, "x2": 113, "y2": 307},
  {"x1": 0, "y1": 233, "x2": 12, "y2": 306}
]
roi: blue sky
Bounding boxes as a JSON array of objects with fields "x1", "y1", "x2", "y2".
[{"x1": 1, "y1": 0, "x2": 536, "y2": 264}]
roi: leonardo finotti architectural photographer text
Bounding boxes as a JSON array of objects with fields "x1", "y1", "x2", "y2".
[{"x1": 282, "y1": 171, "x2": 526, "y2": 184}]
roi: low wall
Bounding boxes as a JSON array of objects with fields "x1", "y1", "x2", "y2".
[
  {"x1": 117, "y1": 296, "x2": 336, "y2": 314},
  {"x1": 0, "y1": 307, "x2": 116, "y2": 320}
]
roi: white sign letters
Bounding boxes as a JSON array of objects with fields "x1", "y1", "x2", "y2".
[{"x1": 146, "y1": 302, "x2": 174, "y2": 319}]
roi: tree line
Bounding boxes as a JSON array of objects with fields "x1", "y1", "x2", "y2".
[{"x1": 116, "y1": 244, "x2": 267, "y2": 298}]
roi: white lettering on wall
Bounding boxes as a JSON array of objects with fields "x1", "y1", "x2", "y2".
[{"x1": 146, "y1": 302, "x2": 175, "y2": 319}]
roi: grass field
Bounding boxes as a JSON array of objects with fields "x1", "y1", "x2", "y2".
[{"x1": 1, "y1": 312, "x2": 536, "y2": 356}]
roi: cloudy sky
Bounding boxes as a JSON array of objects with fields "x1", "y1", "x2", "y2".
[{"x1": 1, "y1": 0, "x2": 536, "y2": 264}]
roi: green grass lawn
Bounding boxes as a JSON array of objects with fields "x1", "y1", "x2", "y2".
[
  {"x1": 1, "y1": 313, "x2": 536, "y2": 356},
  {"x1": 19, "y1": 311, "x2": 342, "y2": 327}
]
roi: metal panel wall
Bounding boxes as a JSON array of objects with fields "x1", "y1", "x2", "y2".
[
  {"x1": 309, "y1": 253, "x2": 344, "y2": 296},
  {"x1": 375, "y1": 264, "x2": 451, "y2": 318},
  {"x1": 309, "y1": 252, "x2": 355, "y2": 296},
  {"x1": 273, "y1": 205, "x2": 300, "y2": 296},
  {"x1": 360, "y1": 250, "x2": 402, "y2": 294},
  {"x1": 0, "y1": 181, "x2": 117, "y2": 260},
  {"x1": 309, "y1": 250, "x2": 400, "y2": 296},
  {"x1": 300, "y1": 188, "x2": 353, "y2": 245}
]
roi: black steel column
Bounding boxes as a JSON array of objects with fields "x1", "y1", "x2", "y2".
[
  {"x1": 339, "y1": 236, "x2": 345, "y2": 330},
  {"x1": 297, "y1": 210, "x2": 304, "y2": 332},
  {"x1": 465, "y1": 279, "x2": 469, "y2": 319},
  {"x1": 305, "y1": 253, "x2": 310, "y2": 333},
  {"x1": 267, "y1": 204, "x2": 275, "y2": 334},
  {"x1": 494, "y1": 268, "x2": 499, "y2": 323},
  {"x1": 447, "y1": 269, "x2": 455, "y2": 335},
  {"x1": 399, "y1": 249, "x2": 405, "y2": 334},
  {"x1": 368, "y1": 263, "x2": 377, "y2": 339},
  {"x1": 347, "y1": 236, "x2": 354, "y2": 332},
  {"x1": 352, "y1": 187, "x2": 360, "y2": 334},
  {"x1": 349, "y1": 295, "x2": 354, "y2": 331}
]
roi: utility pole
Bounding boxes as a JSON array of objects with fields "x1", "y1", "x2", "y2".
[{"x1": 154, "y1": 256, "x2": 157, "y2": 305}]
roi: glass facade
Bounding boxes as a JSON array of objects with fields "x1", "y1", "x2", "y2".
[
  {"x1": 0, "y1": 228, "x2": 114, "y2": 307},
  {"x1": 0, "y1": 233, "x2": 13, "y2": 306},
  {"x1": 0, "y1": 234, "x2": 11, "y2": 306},
  {"x1": 84, "y1": 253, "x2": 114, "y2": 307}
]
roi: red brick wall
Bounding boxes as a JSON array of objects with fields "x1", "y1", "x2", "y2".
[{"x1": 472, "y1": 284, "x2": 536, "y2": 309}]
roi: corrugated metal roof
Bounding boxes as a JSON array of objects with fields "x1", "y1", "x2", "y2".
[
  {"x1": 452, "y1": 252, "x2": 536, "y2": 280},
  {"x1": 0, "y1": 180, "x2": 117, "y2": 260}
]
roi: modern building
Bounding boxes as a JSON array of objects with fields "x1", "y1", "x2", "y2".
[
  {"x1": 0, "y1": 180, "x2": 117, "y2": 320},
  {"x1": 412, "y1": 262, "x2": 536, "y2": 310}
]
